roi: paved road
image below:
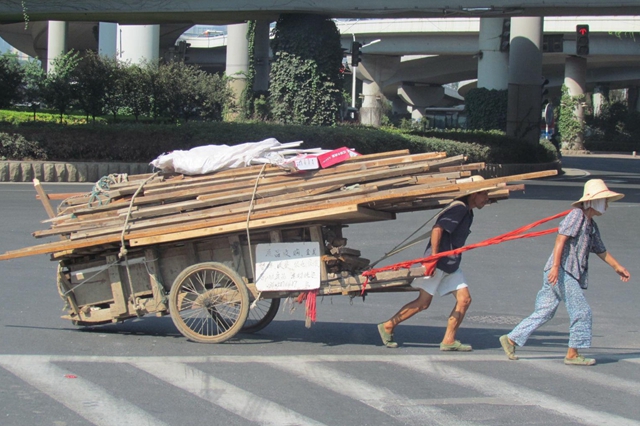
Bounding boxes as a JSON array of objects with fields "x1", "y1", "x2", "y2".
[{"x1": 1, "y1": 154, "x2": 639, "y2": 425}]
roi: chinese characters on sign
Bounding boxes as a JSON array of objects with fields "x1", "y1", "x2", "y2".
[{"x1": 255, "y1": 242, "x2": 321, "y2": 291}]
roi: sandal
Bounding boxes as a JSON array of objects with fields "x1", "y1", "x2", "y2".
[
  {"x1": 564, "y1": 355, "x2": 596, "y2": 366},
  {"x1": 440, "y1": 340, "x2": 472, "y2": 351},
  {"x1": 499, "y1": 335, "x2": 519, "y2": 360},
  {"x1": 377, "y1": 323, "x2": 398, "y2": 348}
]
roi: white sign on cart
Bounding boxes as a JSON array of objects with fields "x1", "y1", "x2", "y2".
[{"x1": 255, "y1": 242, "x2": 321, "y2": 291}]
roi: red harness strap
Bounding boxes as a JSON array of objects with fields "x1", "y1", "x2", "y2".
[{"x1": 360, "y1": 209, "x2": 572, "y2": 293}]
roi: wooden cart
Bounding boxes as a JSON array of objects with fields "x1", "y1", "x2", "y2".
[
  {"x1": 5, "y1": 150, "x2": 556, "y2": 343},
  {"x1": 56, "y1": 221, "x2": 422, "y2": 343}
]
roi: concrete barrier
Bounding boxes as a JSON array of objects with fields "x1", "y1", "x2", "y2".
[{"x1": 0, "y1": 160, "x2": 154, "y2": 183}]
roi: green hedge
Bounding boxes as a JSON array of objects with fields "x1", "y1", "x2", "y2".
[{"x1": 0, "y1": 121, "x2": 558, "y2": 164}]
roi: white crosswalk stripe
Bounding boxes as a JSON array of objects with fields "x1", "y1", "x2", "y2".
[
  {"x1": 130, "y1": 359, "x2": 327, "y2": 426},
  {"x1": 0, "y1": 356, "x2": 168, "y2": 426},
  {"x1": 1, "y1": 354, "x2": 639, "y2": 426},
  {"x1": 262, "y1": 357, "x2": 478, "y2": 426}
]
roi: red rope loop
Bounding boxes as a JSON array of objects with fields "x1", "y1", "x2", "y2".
[{"x1": 360, "y1": 209, "x2": 571, "y2": 295}]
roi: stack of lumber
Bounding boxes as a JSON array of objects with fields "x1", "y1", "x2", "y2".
[{"x1": 0, "y1": 149, "x2": 557, "y2": 261}]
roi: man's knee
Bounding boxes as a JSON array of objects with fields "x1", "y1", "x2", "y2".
[
  {"x1": 456, "y1": 291, "x2": 472, "y2": 309},
  {"x1": 416, "y1": 290, "x2": 433, "y2": 311}
]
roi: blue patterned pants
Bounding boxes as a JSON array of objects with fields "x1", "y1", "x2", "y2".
[{"x1": 508, "y1": 269, "x2": 592, "y2": 349}]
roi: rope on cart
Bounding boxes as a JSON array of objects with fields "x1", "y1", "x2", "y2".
[
  {"x1": 360, "y1": 209, "x2": 572, "y2": 294},
  {"x1": 118, "y1": 172, "x2": 160, "y2": 316},
  {"x1": 246, "y1": 163, "x2": 269, "y2": 308},
  {"x1": 368, "y1": 209, "x2": 442, "y2": 269}
]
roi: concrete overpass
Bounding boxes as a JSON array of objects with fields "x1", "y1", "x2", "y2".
[{"x1": 2, "y1": 1, "x2": 640, "y2": 23}]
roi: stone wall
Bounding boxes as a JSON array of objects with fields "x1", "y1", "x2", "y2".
[{"x1": 0, "y1": 161, "x2": 153, "y2": 183}]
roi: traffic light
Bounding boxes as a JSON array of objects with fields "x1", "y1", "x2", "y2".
[
  {"x1": 576, "y1": 24, "x2": 589, "y2": 56},
  {"x1": 351, "y1": 41, "x2": 362, "y2": 67},
  {"x1": 541, "y1": 78, "x2": 549, "y2": 96},
  {"x1": 499, "y1": 18, "x2": 510, "y2": 52}
]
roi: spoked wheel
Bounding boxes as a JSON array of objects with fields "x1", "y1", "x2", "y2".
[
  {"x1": 241, "y1": 298, "x2": 280, "y2": 334},
  {"x1": 169, "y1": 262, "x2": 249, "y2": 343}
]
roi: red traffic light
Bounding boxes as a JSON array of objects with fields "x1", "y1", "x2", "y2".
[{"x1": 577, "y1": 25, "x2": 589, "y2": 36}]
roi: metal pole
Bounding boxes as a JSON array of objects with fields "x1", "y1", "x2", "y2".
[{"x1": 351, "y1": 65, "x2": 357, "y2": 108}]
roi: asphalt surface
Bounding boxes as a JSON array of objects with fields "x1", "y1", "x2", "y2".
[{"x1": 0, "y1": 153, "x2": 639, "y2": 425}]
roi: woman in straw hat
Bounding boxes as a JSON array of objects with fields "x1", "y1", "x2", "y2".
[{"x1": 499, "y1": 179, "x2": 630, "y2": 366}]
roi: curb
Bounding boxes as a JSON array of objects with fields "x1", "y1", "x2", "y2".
[
  {"x1": 0, "y1": 159, "x2": 562, "y2": 183},
  {"x1": 0, "y1": 160, "x2": 153, "y2": 183},
  {"x1": 479, "y1": 160, "x2": 562, "y2": 179}
]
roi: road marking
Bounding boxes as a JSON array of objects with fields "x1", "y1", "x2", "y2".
[
  {"x1": 391, "y1": 358, "x2": 640, "y2": 426},
  {"x1": 263, "y1": 357, "x2": 479, "y2": 426},
  {"x1": 130, "y1": 359, "x2": 326, "y2": 426},
  {"x1": 2, "y1": 354, "x2": 639, "y2": 426},
  {"x1": 530, "y1": 358, "x2": 640, "y2": 396},
  {"x1": 0, "y1": 357, "x2": 168, "y2": 426}
]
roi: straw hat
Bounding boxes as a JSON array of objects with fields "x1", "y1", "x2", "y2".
[
  {"x1": 571, "y1": 179, "x2": 624, "y2": 207},
  {"x1": 455, "y1": 175, "x2": 493, "y2": 198}
]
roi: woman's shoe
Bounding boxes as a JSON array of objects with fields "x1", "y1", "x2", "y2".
[
  {"x1": 499, "y1": 335, "x2": 519, "y2": 360},
  {"x1": 564, "y1": 355, "x2": 596, "y2": 366}
]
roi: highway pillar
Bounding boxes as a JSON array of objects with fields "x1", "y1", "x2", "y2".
[
  {"x1": 358, "y1": 56, "x2": 400, "y2": 127},
  {"x1": 564, "y1": 55, "x2": 587, "y2": 150},
  {"x1": 253, "y1": 20, "x2": 271, "y2": 92},
  {"x1": 118, "y1": 25, "x2": 160, "y2": 64},
  {"x1": 98, "y1": 22, "x2": 117, "y2": 57},
  {"x1": 226, "y1": 23, "x2": 250, "y2": 102},
  {"x1": 477, "y1": 17, "x2": 509, "y2": 90},
  {"x1": 46, "y1": 21, "x2": 67, "y2": 73},
  {"x1": 506, "y1": 17, "x2": 544, "y2": 144}
]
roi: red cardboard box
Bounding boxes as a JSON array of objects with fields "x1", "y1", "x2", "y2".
[{"x1": 316, "y1": 147, "x2": 359, "y2": 168}]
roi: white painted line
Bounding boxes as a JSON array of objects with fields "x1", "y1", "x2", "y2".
[
  {"x1": 529, "y1": 358, "x2": 640, "y2": 396},
  {"x1": 0, "y1": 357, "x2": 167, "y2": 426},
  {"x1": 130, "y1": 359, "x2": 326, "y2": 426},
  {"x1": 391, "y1": 358, "x2": 640, "y2": 426},
  {"x1": 263, "y1": 357, "x2": 479, "y2": 426}
]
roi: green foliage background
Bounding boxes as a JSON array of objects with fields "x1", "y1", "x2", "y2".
[
  {"x1": 269, "y1": 14, "x2": 344, "y2": 125},
  {"x1": 464, "y1": 88, "x2": 508, "y2": 131}
]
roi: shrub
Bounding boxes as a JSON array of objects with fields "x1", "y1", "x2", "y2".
[{"x1": 0, "y1": 132, "x2": 48, "y2": 160}]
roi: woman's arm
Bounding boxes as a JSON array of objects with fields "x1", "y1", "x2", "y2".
[
  {"x1": 597, "y1": 251, "x2": 631, "y2": 282},
  {"x1": 548, "y1": 234, "x2": 570, "y2": 285}
]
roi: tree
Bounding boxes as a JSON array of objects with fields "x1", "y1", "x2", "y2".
[
  {"x1": 42, "y1": 50, "x2": 80, "y2": 123},
  {"x1": 100, "y1": 55, "x2": 126, "y2": 121},
  {"x1": 73, "y1": 50, "x2": 114, "y2": 122},
  {"x1": 21, "y1": 59, "x2": 45, "y2": 121},
  {"x1": 120, "y1": 63, "x2": 151, "y2": 122},
  {"x1": 269, "y1": 14, "x2": 344, "y2": 126},
  {"x1": 557, "y1": 85, "x2": 586, "y2": 151},
  {"x1": 0, "y1": 53, "x2": 25, "y2": 108}
]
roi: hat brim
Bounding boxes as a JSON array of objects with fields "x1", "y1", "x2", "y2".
[
  {"x1": 571, "y1": 191, "x2": 624, "y2": 207},
  {"x1": 455, "y1": 186, "x2": 494, "y2": 199}
]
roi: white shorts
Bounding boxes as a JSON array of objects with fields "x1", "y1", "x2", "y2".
[{"x1": 413, "y1": 268, "x2": 468, "y2": 296}]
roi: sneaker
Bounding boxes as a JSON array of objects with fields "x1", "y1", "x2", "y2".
[
  {"x1": 377, "y1": 323, "x2": 398, "y2": 348},
  {"x1": 440, "y1": 340, "x2": 472, "y2": 351},
  {"x1": 499, "y1": 335, "x2": 519, "y2": 360},
  {"x1": 564, "y1": 355, "x2": 596, "y2": 366}
]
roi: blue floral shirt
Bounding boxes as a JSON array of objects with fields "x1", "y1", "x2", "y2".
[{"x1": 544, "y1": 208, "x2": 606, "y2": 289}]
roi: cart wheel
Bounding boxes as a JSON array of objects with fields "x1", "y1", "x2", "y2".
[
  {"x1": 169, "y1": 262, "x2": 249, "y2": 343},
  {"x1": 241, "y1": 298, "x2": 280, "y2": 334}
]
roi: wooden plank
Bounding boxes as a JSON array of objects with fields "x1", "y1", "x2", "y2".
[
  {"x1": 309, "y1": 226, "x2": 328, "y2": 282},
  {"x1": 107, "y1": 255, "x2": 128, "y2": 317},
  {"x1": 32, "y1": 179, "x2": 56, "y2": 219},
  {"x1": 130, "y1": 205, "x2": 395, "y2": 247}
]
